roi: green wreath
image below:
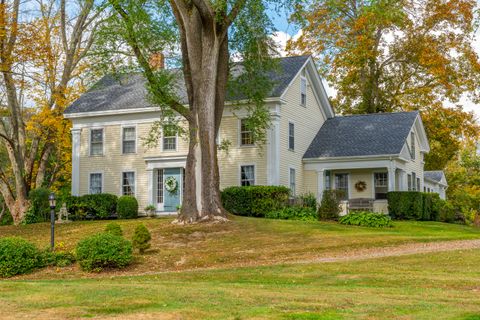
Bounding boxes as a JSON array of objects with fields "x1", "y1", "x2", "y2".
[{"x1": 165, "y1": 176, "x2": 178, "y2": 193}]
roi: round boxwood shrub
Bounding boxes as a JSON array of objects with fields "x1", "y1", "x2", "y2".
[
  {"x1": 76, "y1": 233, "x2": 133, "y2": 272},
  {"x1": 105, "y1": 222, "x2": 123, "y2": 236},
  {"x1": 132, "y1": 224, "x2": 151, "y2": 254},
  {"x1": 117, "y1": 196, "x2": 138, "y2": 219},
  {"x1": 0, "y1": 237, "x2": 42, "y2": 278}
]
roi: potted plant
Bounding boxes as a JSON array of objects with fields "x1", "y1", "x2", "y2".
[{"x1": 144, "y1": 204, "x2": 156, "y2": 217}]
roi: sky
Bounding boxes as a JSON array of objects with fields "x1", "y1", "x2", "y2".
[{"x1": 267, "y1": 5, "x2": 480, "y2": 120}]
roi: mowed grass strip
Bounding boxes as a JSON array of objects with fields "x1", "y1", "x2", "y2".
[
  {"x1": 1, "y1": 216, "x2": 479, "y2": 278},
  {"x1": 1, "y1": 249, "x2": 479, "y2": 319}
]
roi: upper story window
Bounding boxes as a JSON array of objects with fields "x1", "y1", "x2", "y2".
[
  {"x1": 289, "y1": 168, "x2": 296, "y2": 197},
  {"x1": 122, "y1": 127, "x2": 136, "y2": 154},
  {"x1": 410, "y1": 132, "x2": 416, "y2": 160},
  {"x1": 335, "y1": 173, "x2": 348, "y2": 201},
  {"x1": 240, "y1": 165, "x2": 255, "y2": 186},
  {"x1": 89, "y1": 173, "x2": 102, "y2": 194},
  {"x1": 122, "y1": 171, "x2": 135, "y2": 196},
  {"x1": 300, "y1": 76, "x2": 307, "y2": 106},
  {"x1": 240, "y1": 119, "x2": 254, "y2": 146},
  {"x1": 374, "y1": 172, "x2": 388, "y2": 200},
  {"x1": 288, "y1": 122, "x2": 295, "y2": 150},
  {"x1": 163, "y1": 125, "x2": 177, "y2": 151},
  {"x1": 90, "y1": 128, "x2": 103, "y2": 156}
]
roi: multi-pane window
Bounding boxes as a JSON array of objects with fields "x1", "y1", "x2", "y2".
[
  {"x1": 163, "y1": 126, "x2": 177, "y2": 151},
  {"x1": 416, "y1": 178, "x2": 421, "y2": 192},
  {"x1": 288, "y1": 122, "x2": 295, "y2": 150},
  {"x1": 289, "y1": 168, "x2": 296, "y2": 197},
  {"x1": 89, "y1": 173, "x2": 102, "y2": 194},
  {"x1": 407, "y1": 174, "x2": 412, "y2": 191},
  {"x1": 240, "y1": 165, "x2": 255, "y2": 186},
  {"x1": 157, "y1": 169, "x2": 164, "y2": 203},
  {"x1": 374, "y1": 172, "x2": 388, "y2": 200},
  {"x1": 90, "y1": 129, "x2": 103, "y2": 156},
  {"x1": 300, "y1": 77, "x2": 307, "y2": 106},
  {"x1": 335, "y1": 173, "x2": 348, "y2": 200},
  {"x1": 325, "y1": 170, "x2": 331, "y2": 190},
  {"x1": 410, "y1": 132, "x2": 416, "y2": 160},
  {"x1": 240, "y1": 119, "x2": 254, "y2": 146},
  {"x1": 122, "y1": 127, "x2": 136, "y2": 154},
  {"x1": 122, "y1": 171, "x2": 135, "y2": 196},
  {"x1": 412, "y1": 172, "x2": 416, "y2": 191}
]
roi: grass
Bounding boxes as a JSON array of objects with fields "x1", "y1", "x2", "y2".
[{"x1": 1, "y1": 216, "x2": 480, "y2": 318}]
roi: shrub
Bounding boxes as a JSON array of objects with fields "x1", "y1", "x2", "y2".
[
  {"x1": 387, "y1": 192, "x2": 442, "y2": 221},
  {"x1": 105, "y1": 222, "x2": 123, "y2": 236},
  {"x1": 265, "y1": 206, "x2": 317, "y2": 221},
  {"x1": 132, "y1": 224, "x2": 152, "y2": 254},
  {"x1": 318, "y1": 190, "x2": 344, "y2": 221},
  {"x1": 0, "y1": 237, "x2": 42, "y2": 277},
  {"x1": 221, "y1": 186, "x2": 290, "y2": 217},
  {"x1": 339, "y1": 211, "x2": 393, "y2": 228},
  {"x1": 117, "y1": 196, "x2": 138, "y2": 219},
  {"x1": 299, "y1": 193, "x2": 318, "y2": 211},
  {"x1": 65, "y1": 194, "x2": 118, "y2": 220},
  {"x1": 76, "y1": 233, "x2": 133, "y2": 272},
  {"x1": 26, "y1": 187, "x2": 51, "y2": 223},
  {"x1": 40, "y1": 250, "x2": 76, "y2": 268}
]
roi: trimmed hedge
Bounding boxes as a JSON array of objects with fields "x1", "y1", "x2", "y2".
[
  {"x1": 117, "y1": 196, "x2": 138, "y2": 219},
  {"x1": 221, "y1": 186, "x2": 290, "y2": 217},
  {"x1": 65, "y1": 193, "x2": 118, "y2": 220},
  {"x1": 76, "y1": 233, "x2": 133, "y2": 272},
  {"x1": 339, "y1": 211, "x2": 393, "y2": 228},
  {"x1": 0, "y1": 237, "x2": 42, "y2": 278},
  {"x1": 265, "y1": 206, "x2": 317, "y2": 221},
  {"x1": 387, "y1": 192, "x2": 441, "y2": 221}
]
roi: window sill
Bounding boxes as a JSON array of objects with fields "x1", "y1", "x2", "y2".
[
  {"x1": 288, "y1": 148, "x2": 295, "y2": 152},
  {"x1": 89, "y1": 154, "x2": 104, "y2": 157},
  {"x1": 239, "y1": 144, "x2": 256, "y2": 148}
]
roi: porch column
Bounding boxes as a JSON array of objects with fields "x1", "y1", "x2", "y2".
[
  {"x1": 71, "y1": 128, "x2": 81, "y2": 196},
  {"x1": 147, "y1": 169, "x2": 154, "y2": 206},
  {"x1": 388, "y1": 166, "x2": 396, "y2": 192},
  {"x1": 398, "y1": 170, "x2": 406, "y2": 191},
  {"x1": 317, "y1": 169, "x2": 325, "y2": 202}
]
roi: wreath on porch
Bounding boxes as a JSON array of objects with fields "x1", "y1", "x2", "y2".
[
  {"x1": 165, "y1": 176, "x2": 178, "y2": 193},
  {"x1": 354, "y1": 181, "x2": 367, "y2": 192}
]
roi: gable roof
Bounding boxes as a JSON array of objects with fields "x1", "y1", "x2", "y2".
[
  {"x1": 424, "y1": 171, "x2": 448, "y2": 186},
  {"x1": 64, "y1": 55, "x2": 311, "y2": 115},
  {"x1": 303, "y1": 111, "x2": 420, "y2": 159}
]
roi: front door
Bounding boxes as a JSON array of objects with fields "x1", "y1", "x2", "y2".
[{"x1": 163, "y1": 168, "x2": 181, "y2": 211}]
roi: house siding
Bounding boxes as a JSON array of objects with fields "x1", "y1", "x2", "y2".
[{"x1": 403, "y1": 126, "x2": 424, "y2": 191}]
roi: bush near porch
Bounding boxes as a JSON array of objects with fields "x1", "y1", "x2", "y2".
[
  {"x1": 65, "y1": 194, "x2": 118, "y2": 220},
  {"x1": 387, "y1": 192, "x2": 444, "y2": 221}
]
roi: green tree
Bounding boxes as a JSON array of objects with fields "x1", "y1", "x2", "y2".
[{"x1": 99, "y1": 0, "x2": 282, "y2": 223}]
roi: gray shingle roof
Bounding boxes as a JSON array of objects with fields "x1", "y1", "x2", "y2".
[
  {"x1": 64, "y1": 55, "x2": 310, "y2": 114},
  {"x1": 424, "y1": 171, "x2": 444, "y2": 183},
  {"x1": 303, "y1": 111, "x2": 419, "y2": 159}
]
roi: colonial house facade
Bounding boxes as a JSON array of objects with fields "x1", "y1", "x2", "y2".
[{"x1": 64, "y1": 55, "x2": 447, "y2": 214}]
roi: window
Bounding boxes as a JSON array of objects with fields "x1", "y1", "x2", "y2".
[
  {"x1": 416, "y1": 178, "x2": 421, "y2": 192},
  {"x1": 407, "y1": 174, "x2": 412, "y2": 191},
  {"x1": 89, "y1": 173, "x2": 102, "y2": 194},
  {"x1": 410, "y1": 132, "x2": 416, "y2": 160},
  {"x1": 122, "y1": 171, "x2": 135, "y2": 196},
  {"x1": 163, "y1": 125, "x2": 177, "y2": 151},
  {"x1": 335, "y1": 173, "x2": 348, "y2": 200},
  {"x1": 157, "y1": 169, "x2": 164, "y2": 203},
  {"x1": 122, "y1": 127, "x2": 136, "y2": 154},
  {"x1": 412, "y1": 172, "x2": 416, "y2": 191},
  {"x1": 288, "y1": 122, "x2": 295, "y2": 150},
  {"x1": 240, "y1": 119, "x2": 254, "y2": 146},
  {"x1": 90, "y1": 129, "x2": 103, "y2": 156},
  {"x1": 325, "y1": 171, "x2": 331, "y2": 190},
  {"x1": 240, "y1": 165, "x2": 255, "y2": 186},
  {"x1": 374, "y1": 172, "x2": 388, "y2": 200},
  {"x1": 300, "y1": 77, "x2": 307, "y2": 106},
  {"x1": 289, "y1": 168, "x2": 296, "y2": 197}
]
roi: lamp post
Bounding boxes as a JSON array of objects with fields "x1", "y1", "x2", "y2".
[{"x1": 49, "y1": 193, "x2": 56, "y2": 251}]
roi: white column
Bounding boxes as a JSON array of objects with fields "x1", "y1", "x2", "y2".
[
  {"x1": 267, "y1": 115, "x2": 280, "y2": 185},
  {"x1": 317, "y1": 169, "x2": 325, "y2": 202},
  {"x1": 388, "y1": 166, "x2": 396, "y2": 192},
  {"x1": 398, "y1": 170, "x2": 406, "y2": 191},
  {"x1": 71, "y1": 128, "x2": 81, "y2": 196},
  {"x1": 147, "y1": 169, "x2": 154, "y2": 206}
]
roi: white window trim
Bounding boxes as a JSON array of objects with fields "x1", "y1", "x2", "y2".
[
  {"x1": 88, "y1": 171, "x2": 104, "y2": 194},
  {"x1": 121, "y1": 124, "x2": 138, "y2": 155},
  {"x1": 120, "y1": 169, "x2": 137, "y2": 197},
  {"x1": 89, "y1": 127, "x2": 105, "y2": 157},
  {"x1": 288, "y1": 120, "x2": 295, "y2": 151},
  {"x1": 238, "y1": 118, "x2": 255, "y2": 147},
  {"x1": 333, "y1": 172, "x2": 350, "y2": 200},
  {"x1": 161, "y1": 127, "x2": 178, "y2": 152},
  {"x1": 156, "y1": 169, "x2": 165, "y2": 206},
  {"x1": 239, "y1": 163, "x2": 256, "y2": 186},
  {"x1": 289, "y1": 166, "x2": 296, "y2": 197},
  {"x1": 300, "y1": 76, "x2": 307, "y2": 107}
]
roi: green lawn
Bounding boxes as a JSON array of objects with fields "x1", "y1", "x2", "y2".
[{"x1": 1, "y1": 217, "x2": 480, "y2": 319}]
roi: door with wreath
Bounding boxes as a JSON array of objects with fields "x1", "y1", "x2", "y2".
[{"x1": 163, "y1": 168, "x2": 181, "y2": 212}]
